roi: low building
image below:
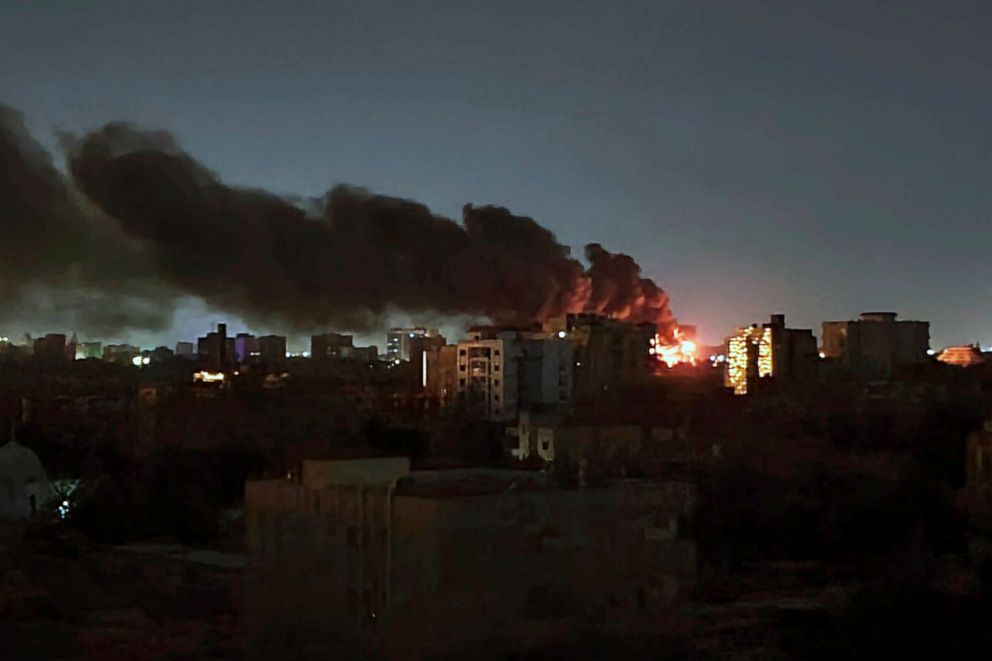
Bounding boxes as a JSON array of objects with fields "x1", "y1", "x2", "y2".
[
  {"x1": 245, "y1": 458, "x2": 696, "y2": 657},
  {"x1": 937, "y1": 345, "x2": 985, "y2": 367},
  {"x1": 511, "y1": 410, "x2": 689, "y2": 479},
  {"x1": 0, "y1": 441, "x2": 49, "y2": 519}
]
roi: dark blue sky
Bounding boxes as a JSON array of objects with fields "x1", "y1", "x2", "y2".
[{"x1": 1, "y1": 1, "x2": 989, "y2": 348}]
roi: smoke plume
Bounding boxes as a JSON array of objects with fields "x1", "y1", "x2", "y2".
[{"x1": 1, "y1": 105, "x2": 677, "y2": 336}]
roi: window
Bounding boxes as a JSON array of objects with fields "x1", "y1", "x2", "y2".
[
  {"x1": 494, "y1": 365, "x2": 500, "y2": 372},
  {"x1": 459, "y1": 349, "x2": 466, "y2": 356},
  {"x1": 494, "y1": 395, "x2": 500, "y2": 402},
  {"x1": 459, "y1": 378, "x2": 465, "y2": 386},
  {"x1": 493, "y1": 379, "x2": 499, "y2": 386}
]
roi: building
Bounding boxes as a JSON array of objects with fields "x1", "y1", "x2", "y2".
[
  {"x1": 0, "y1": 441, "x2": 49, "y2": 519},
  {"x1": 425, "y1": 345, "x2": 458, "y2": 411},
  {"x1": 75, "y1": 341, "x2": 103, "y2": 360},
  {"x1": 455, "y1": 328, "x2": 521, "y2": 421},
  {"x1": 821, "y1": 312, "x2": 930, "y2": 378},
  {"x1": 938, "y1": 345, "x2": 985, "y2": 367},
  {"x1": 312, "y1": 333, "x2": 354, "y2": 360},
  {"x1": 197, "y1": 323, "x2": 234, "y2": 370},
  {"x1": 257, "y1": 335, "x2": 287, "y2": 368},
  {"x1": 32, "y1": 333, "x2": 67, "y2": 364},
  {"x1": 386, "y1": 327, "x2": 439, "y2": 362},
  {"x1": 245, "y1": 458, "x2": 696, "y2": 657},
  {"x1": 175, "y1": 341, "x2": 195, "y2": 359},
  {"x1": 235, "y1": 333, "x2": 259, "y2": 364},
  {"x1": 725, "y1": 314, "x2": 817, "y2": 395},
  {"x1": 339, "y1": 345, "x2": 378, "y2": 363},
  {"x1": 545, "y1": 314, "x2": 655, "y2": 402},
  {"x1": 102, "y1": 343, "x2": 141, "y2": 366}
]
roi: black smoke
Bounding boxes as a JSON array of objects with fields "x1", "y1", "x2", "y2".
[{"x1": 1, "y1": 105, "x2": 677, "y2": 336}]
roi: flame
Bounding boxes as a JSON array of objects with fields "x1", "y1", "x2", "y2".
[{"x1": 652, "y1": 326, "x2": 697, "y2": 368}]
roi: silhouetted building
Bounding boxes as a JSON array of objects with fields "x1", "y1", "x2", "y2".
[
  {"x1": 175, "y1": 341, "x2": 195, "y2": 359},
  {"x1": 426, "y1": 345, "x2": 458, "y2": 412},
  {"x1": 32, "y1": 333, "x2": 67, "y2": 364},
  {"x1": 257, "y1": 335, "x2": 287, "y2": 367},
  {"x1": 235, "y1": 333, "x2": 259, "y2": 364},
  {"x1": 198, "y1": 323, "x2": 234, "y2": 370},
  {"x1": 102, "y1": 343, "x2": 140, "y2": 366},
  {"x1": 821, "y1": 312, "x2": 930, "y2": 378},
  {"x1": 545, "y1": 314, "x2": 654, "y2": 402},
  {"x1": 311, "y1": 333, "x2": 354, "y2": 360}
]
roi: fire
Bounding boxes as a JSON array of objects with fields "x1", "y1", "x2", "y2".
[{"x1": 650, "y1": 327, "x2": 697, "y2": 368}]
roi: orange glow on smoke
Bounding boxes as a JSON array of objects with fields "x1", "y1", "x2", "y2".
[{"x1": 652, "y1": 327, "x2": 697, "y2": 368}]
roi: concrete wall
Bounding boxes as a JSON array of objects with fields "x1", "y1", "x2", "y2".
[{"x1": 244, "y1": 475, "x2": 696, "y2": 658}]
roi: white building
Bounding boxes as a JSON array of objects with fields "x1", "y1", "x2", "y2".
[
  {"x1": 453, "y1": 329, "x2": 574, "y2": 422},
  {"x1": 0, "y1": 441, "x2": 49, "y2": 519}
]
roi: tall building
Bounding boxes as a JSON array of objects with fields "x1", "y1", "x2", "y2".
[
  {"x1": 426, "y1": 345, "x2": 459, "y2": 411},
  {"x1": 821, "y1": 312, "x2": 930, "y2": 378},
  {"x1": 387, "y1": 327, "x2": 440, "y2": 362},
  {"x1": 725, "y1": 314, "x2": 817, "y2": 395},
  {"x1": 455, "y1": 329, "x2": 521, "y2": 421},
  {"x1": 311, "y1": 333, "x2": 354, "y2": 360},
  {"x1": 32, "y1": 334, "x2": 67, "y2": 363},
  {"x1": 257, "y1": 335, "x2": 287, "y2": 367},
  {"x1": 175, "y1": 341, "x2": 195, "y2": 359},
  {"x1": 235, "y1": 333, "x2": 258, "y2": 364},
  {"x1": 545, "y1": 314, "x2": 655, "y2": 402},
  {"x1": 197, "y1": 323, "x2": 234, "y2": 370}
]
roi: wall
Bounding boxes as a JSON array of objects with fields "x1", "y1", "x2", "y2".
[{"x1": 244, "y1": 475, "x2": 696, "y2": 658}]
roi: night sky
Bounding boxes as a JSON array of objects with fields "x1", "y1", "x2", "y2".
[{"x1": 1, "y1": 1, "x2": 990, "y2": 349}]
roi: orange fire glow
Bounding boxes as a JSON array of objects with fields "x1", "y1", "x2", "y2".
[{"x1": 650, "y1": 327, "x2": 697, "y2": 368}]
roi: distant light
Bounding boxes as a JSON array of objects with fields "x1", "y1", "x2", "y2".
[
  {"x1": 285, "y1": 351, "x2": 292, "y2": 358},
  {"x1": 394, "y1": 359, "x2": 401, "y2": 365},
  {"x1": 557, "y1": 330, "x2": 566, "y2": 339},
  {"x1": 141, "y1": 356, "x2": 150, "y2": 365},
  {"x1": 194, "y1": 370, "x2": 226, "y2": 383},
  {"x1": 818, "y1": 352, "x2": 826, "y2": 359},
  {"x1": 131, "y1": 356, "x2": 142, "y2": 366},
  {"x1": 409, "y1": 333, "x2": 415, "y2": 338},
  {"x1": 927, "y1": 349, "x2": 936, "y2": 356},
  {"x1": 302, "y1": 351, "x2": 310, "y2": 358}
]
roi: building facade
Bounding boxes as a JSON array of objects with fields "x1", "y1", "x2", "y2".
[
  {"x1": 387, "y1": 327, "x2": 440, "y2": 362},
  {"x1": 821, "y1": 312, "x2": 930, "y2": 378},
  {"x1": 245, "y1": 458, "x2": 696, "y2": 657},
  {"x1": 725, "y1": 314, "x2": 817, "y2": 395}
]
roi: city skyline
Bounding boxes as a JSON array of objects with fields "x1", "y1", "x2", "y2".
[{"x1": 2, "y1": 1, "x2": 990, "y2": 348}]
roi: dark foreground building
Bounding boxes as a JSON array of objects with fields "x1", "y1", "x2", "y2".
[{"x1": 244, "y1": 458, "x2": 696, "y2": 657}]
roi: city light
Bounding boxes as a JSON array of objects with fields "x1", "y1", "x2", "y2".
[{"x1": 193, "y1": 370, "x2": 226, "y2": 383}]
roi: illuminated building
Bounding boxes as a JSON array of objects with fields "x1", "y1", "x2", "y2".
[
  {"x1": 387, "y1": 327, "x2": 440, "y2": 362},
  {"x1": 725, "y1": 314, "x2": 817, "y2": 395},
  {"x1": 102, "y1": 344, "x2": 140, "y2": 366},
  {"x1": 75, "y1": 341, "x2": 103, "y2": 360},
  {"x1": 822, "y1": 312, "x2": 930, "y2": 378},
  {"x1": 938, "y1": 345, "x2": 985, "y2": 367}
]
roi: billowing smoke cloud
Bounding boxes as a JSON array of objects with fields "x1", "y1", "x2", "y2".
[
  {"x1": 2, "y1": 105, "x2": 677, "y2": 336},
  {"x1": 0, "y1": 105, "x2": 177, "y2": 335}
]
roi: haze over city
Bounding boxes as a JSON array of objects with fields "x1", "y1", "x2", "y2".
[{"x1": 2, "y1": 0, "x2": 990, "y2": 349}]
